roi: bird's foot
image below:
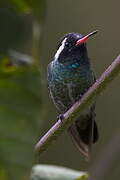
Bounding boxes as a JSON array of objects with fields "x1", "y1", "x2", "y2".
[
  {"x1": 57, "y1": 114, "x2": 64, "y2": 122},
  {"x1": 79, "y1": 94, "x2": 83, "y2": 99}
]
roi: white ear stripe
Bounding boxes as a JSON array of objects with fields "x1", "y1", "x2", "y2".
[{"x1": 54, "y1": 38, "x2": 67, "y2": 61}]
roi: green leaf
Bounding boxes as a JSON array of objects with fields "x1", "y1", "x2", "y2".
[
  {"x1": 7, "y1": 0, "x2": 46, "y2": 19},
  {"x1": 8, "y1": 0, "x2": 31, "y2": 13},
  {"x1": 31, "y1": 165, "x2": 87, "y2": 180},
  {"x1": 76, "y1": 173, "x2": 88, "y2": 180}
]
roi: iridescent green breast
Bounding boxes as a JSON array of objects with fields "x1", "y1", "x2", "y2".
[{"x1": 47, "y1": 60, "x2": 95, "y2": 113}]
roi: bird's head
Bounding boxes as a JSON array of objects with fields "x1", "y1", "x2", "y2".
[{"x1": 54, "y1": 31, "x2": 98, "y2": 64}]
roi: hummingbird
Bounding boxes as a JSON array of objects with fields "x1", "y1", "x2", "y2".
[{"x1": 47, "y1": 31, "x2": 98, "y2": 158}]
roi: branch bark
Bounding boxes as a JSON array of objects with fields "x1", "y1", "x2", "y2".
[{"x1": 35, "y1": 55, "x2": 120, "y2": 154}]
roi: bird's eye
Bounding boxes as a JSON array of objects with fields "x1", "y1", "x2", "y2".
[{"x1": 65, "y1": 42, "x2": 71, "y2": 48}]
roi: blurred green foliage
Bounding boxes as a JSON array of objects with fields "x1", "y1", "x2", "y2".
[
  {"x1": 0, "y1": 65, "x2": 42, "y2": 180},
  {"x1": 1, "y1": 0, "x2": 45, "y2": 18},
  {"x1": 0, "y1": 0, "x2": 45, "y2": 180}
]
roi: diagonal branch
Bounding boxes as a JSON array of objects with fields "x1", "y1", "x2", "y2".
[{"x1": 35, "y1": 55, "x2": 120, "y2": 154}]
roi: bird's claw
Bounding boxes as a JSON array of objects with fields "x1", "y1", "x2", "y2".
[{"x1": 57, "y1": 114, "x2": 64, "y2": 122}]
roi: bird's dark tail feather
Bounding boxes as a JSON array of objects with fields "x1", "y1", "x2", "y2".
[{"x1": 68, "y1": 118, "x2": 98, "y2": 160}]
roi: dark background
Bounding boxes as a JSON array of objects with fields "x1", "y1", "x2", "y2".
[{"x1": 0, "y1": 0, "x2": 120, "y2": 180}]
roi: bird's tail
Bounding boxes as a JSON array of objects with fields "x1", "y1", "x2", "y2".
[{"x1": 68, "y1": 113, "x2": 99, "y2": 160}]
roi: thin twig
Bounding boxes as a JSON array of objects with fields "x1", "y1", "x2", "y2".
[{"x1": 35, "y1": 55, "x2": 120, "y2": 154}]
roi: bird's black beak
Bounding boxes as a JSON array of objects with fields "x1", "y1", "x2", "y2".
[{"x1": 76, "y1": 30, "x2": 98, "y2": 46}]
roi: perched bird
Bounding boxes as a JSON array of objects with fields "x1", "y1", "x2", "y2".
[{"x1": 47, "y1": 31, "x2": 98, "y2": 158}]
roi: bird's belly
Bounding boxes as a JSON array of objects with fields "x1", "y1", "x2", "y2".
[{"x1": 50, "y1": 77, "x2": 92, "y2": 113}]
